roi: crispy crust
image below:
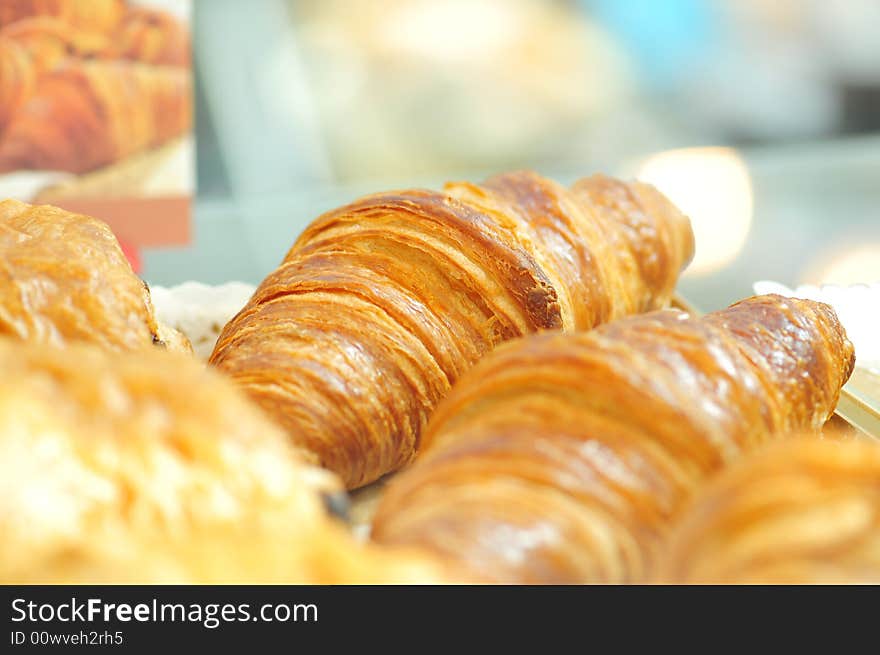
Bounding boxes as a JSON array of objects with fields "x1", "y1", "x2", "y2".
[
  {"x1": 371, "y1": 295, "x2": 855, "y2": 583},
  {"x1": 210, "y1": 171, "x2": 694, "y2": 488}
]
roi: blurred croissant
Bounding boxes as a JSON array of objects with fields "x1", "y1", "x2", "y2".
[
  {"x1": 2, "y1": 15, "x2": 109, "y2": 64},
  {"x1": 660, "y1": 438, "x2": 880, "y2": 584},
  {"x1": 210, "y1": 172, "x2": 694, "y2": 489},
  {"x1": 0, "y1": 17, "x2": 109, "y2": 132},
  {"x1": 371, "y1": 295, "x2": 855, "y2": 583},
  {"x1": 0, "y1": 59, "x2": 191, "y2": 173},
  {"x1": 109, "y1": 6, "x2": 189, "y2": 66},
  {"x1": 0, "y1": 198, "x2": 186, "y2": 352},
  {"x1": 0, "y1": 0, "x2": 124, "y2": 33},
  {"x1": 0, "y1": 338, "x2": 445, "y2": 583}
]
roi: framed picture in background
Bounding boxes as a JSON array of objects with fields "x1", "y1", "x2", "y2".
[{"x1": 0, "y1": 0, "x2": 193, "y2": 271}]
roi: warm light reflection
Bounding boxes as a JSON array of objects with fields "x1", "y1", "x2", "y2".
[
  {"x1": 636, "y1": 147, "x2": 753, "y2": 276},
  {"x1": 803, "y1": 244, "x2": 880, "y2": 285},
  {"x1": 381, "y1": 0, "x2": 522, "y2": 62}
]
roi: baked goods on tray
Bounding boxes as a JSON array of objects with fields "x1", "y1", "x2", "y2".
[
  {"x1": 0, "y1": 158, "x2": 870, "y2": 583},
  {"x1": 210, "y1": 171, "x2": 695, "y2": 488},
  {"x1": 370, "y1": 295, "x2": 855, "y2": 583}
]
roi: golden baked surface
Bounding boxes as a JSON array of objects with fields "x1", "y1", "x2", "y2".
[
  {"x1": 371, "y1": 295, "x2": 855, "y2": 583},
  {"x1": 210, "y1": 171, "x2": 694, "y2": 488},
  {"x1": 0, "y1": 337, "x2": 445, "y2": 583},
  {"x1": 660, "y1": 438, "x2": 880, "y2": 583},
  {"x1": 0, "y1": 198, "x2": 160, "y2": 350}
]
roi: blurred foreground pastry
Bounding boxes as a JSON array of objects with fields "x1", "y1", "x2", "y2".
[
  {"x1": 211, "y1": 171, "x2": 694, "y2": 488},
  {"x1": 660, "y1": 438, "x2": 880, "y2": 584},
  {"x1": 371, "y1": 295, "x2": 855, "y2": 583},
  {"x1": 0, "y1": 338, "x2": 445, "y2": 583},
  {"x1": 0, "y1": 198, "x2": 173, "y2": 350}
]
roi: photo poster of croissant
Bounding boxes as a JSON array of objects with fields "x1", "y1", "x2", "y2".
[{"x1": 0, "y1": 0, "x2": 193, "y2": 272}]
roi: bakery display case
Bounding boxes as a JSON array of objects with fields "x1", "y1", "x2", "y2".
[
  {"x1": 146, "y1": 0, "x2": 880, "y2": 313},
  {"x1": 147, "y1": 134, "x2": 880, "y2": 314}
]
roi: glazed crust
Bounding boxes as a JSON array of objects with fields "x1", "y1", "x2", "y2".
[
  {"x1": 0, "y1": 198, "x2": 160, "y2": 350},
  {"x1": 660, "y1": 438, "x2": 880, "y2": 584},
  {"x1": 0, "y1": 338, "x2": 446, "y2": 583},
  {"x1": 0, "y1": 59, "x2": 191, "y2": 173},
  {"x1": 371, "y1": 295, "x2": 855, "y2": 583},
  {"x1": 210, "y1": 172, "x2": 694, "y2": 488}
]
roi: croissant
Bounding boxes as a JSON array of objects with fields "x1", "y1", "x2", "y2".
[
  {"x1": 0, "y1": 198, "x2": 180, "y2": 351},
  {"x1": 660, "y1": 438, "x2": 880, "y2": 584},
  {"x1": 0, "y1": 59, "x2": 191, "y2": 173},
  {"x1": 0, "y1": 0, "x2": 124, "y2": 33},
  {"x1": 0, "y1": 17, "x2": 109, "y2": 132},
  {"x1": 109, "y1": 6, "x2": 189, "y2": 67},
  {"x1": 371, "y1": 295, "x2": 855, "y2": 583},
  {"x1": 0, "y1": 337, "x2": 445, "y2": 583},
  {"x1": 210, "y1": 172, "x2": 695, "y2": 488}
]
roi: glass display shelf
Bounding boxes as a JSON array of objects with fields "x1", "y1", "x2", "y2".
[{"x1": 144, "y1": 133, "x2": 880, "y2": 312}]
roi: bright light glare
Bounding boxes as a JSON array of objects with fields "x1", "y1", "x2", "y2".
[
  {"x1": 636, "y1": 147, "x2": 753, "y2": 276},
  {"x1": 382, "y1": 0, "x2": 522, "y2": 62}
]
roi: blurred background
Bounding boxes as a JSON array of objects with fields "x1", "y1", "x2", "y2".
[{"x1": 148, "y1": 0, "x2": 880, "y2": 310}]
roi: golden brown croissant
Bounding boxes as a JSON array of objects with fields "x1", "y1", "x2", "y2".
[
  {"x1": 108, "y1": 6, "x2": 189, "y2": 67},
  {"x1": 210, "y1": 172, "x2": 695, "y2": 489},
  {"x1": 0, "y1": 198, "x2": 172, "y2": 350},
  {"x1": 0, "y1": 337, "x2": 446, "y2": 583},
  {"x1": 660, "y1": 438, "x2": 880, "y2": 584},
  {"x1": 371, "y1": 295, "x2": 855, "y2": 583},
  {"x1": 0, "y1": 0, "x2": 124, "y2": 33},
  {"x1": 0, "y1": 59, "x2": 191, "y2": 173}
]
